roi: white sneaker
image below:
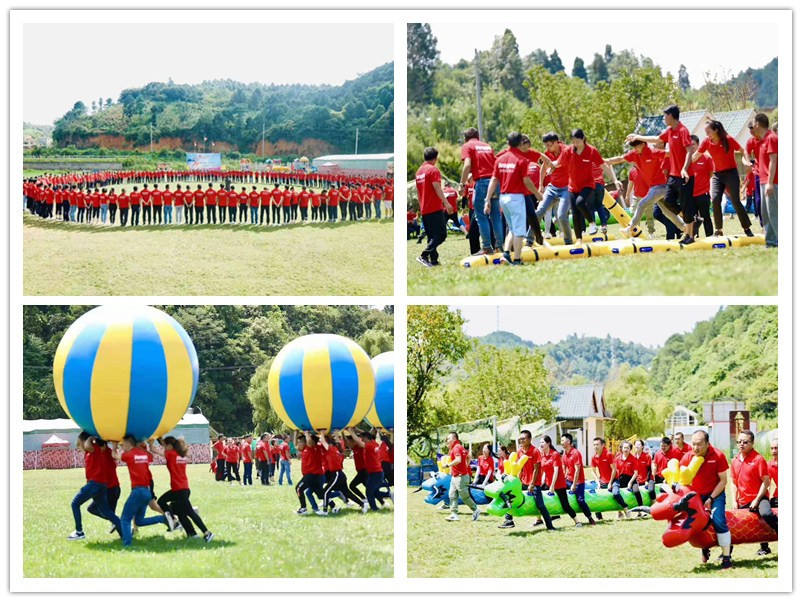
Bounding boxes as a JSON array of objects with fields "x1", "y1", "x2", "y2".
[
  {"x1": 314, "y1": 509, "x2": 328, "y2": 517},
  {"x1": 472, "y1": 508, "x2": 481, "y2": 521},
  {"x1": 588, "y1": 224, "x2": 598, "y2": 235},
  {"x1": 164, "y1": 511, "x2": 177, "y2": 531},
  {"x1": 362, "y1": 501, "x2": 370, "y2": 514},
  {"x1": 446, "y1": 513, "x2": 459, "y2": 521},
  {"x1": 296, "y1": 507, "x2": 308, "y2": 515},
  {"x1": 67, "y1": 530, "x2": 85, "y2": 541},
  {"x1": 389, "y1": 490, "x2": 394, "y2": 503},
  {"x1": 620, "y1": 226, "x2": 631, "y2": 238}
]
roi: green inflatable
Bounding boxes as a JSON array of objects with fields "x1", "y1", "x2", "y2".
[{"x1": 484, "y1": 476, "x2": 655, "y2": 518}]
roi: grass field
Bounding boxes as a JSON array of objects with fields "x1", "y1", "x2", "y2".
[
  {"x1": 407, "y1": 220, "x2": 777, "y2": 296},
  {"x1": 23, "y1": 214, "x2": 393, "y2": 296},
  {"x1": 407, "y1": 487, "x2": 777, "y2": 579},
  {"x1": 23, "y1": 462, "x2": 393, "y2": 578}
]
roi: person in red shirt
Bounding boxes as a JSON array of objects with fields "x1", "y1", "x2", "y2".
[
  {"x1": 106, "y1": 187, "x2": 119, "y2": 225},
  {"x1": 320, "y1": 432, "x2": 365, "y2": 513},
  {"x1": 681, "y1": 430, "x2": 732, "y2": 567},
  {"x1": 139, "y1": 183, "x2": 152, "y2": 226},
  {"x1": 193, "y1": 184, "x2": 206, "y2": 225},
  {"x1": 415, "y1": 147, "x2": 451, "y2": 268},
  {"x1": 379, "y1": 432, "x2": 394, "y2": 489},
  {"x1": 730, "y1": 429, "x2": 777, "y2": 553},
  {"x1": 673, "y1": 432, "x2": 692, "y2": 456},
  {"x1": 241, "y1": 435, "x2": 254, "y2": 486},
  {"x1": 295, "y1": 432, "x2": 326, "y2": 515},
  {"x1": 227, "y1": 186, "x2": 239, "y2": 224},
  {"x1": 205, "y1": 183, "x2": 218, "y2": 225},
  {"x1": 608, "y1": 440, "x2": 643, "y2": 518},
  {"x1": 562, "y1": 433, "x2": 596, "y2": 525},
  {"x1": 278, "y1": 435, "x2": 292, "y2": 485},
  {"x1": 442, "y1": 184, "x2": 465, "y2": 233},
  {"x1": 269, "y1": 183, "x2": 282, "y2": 225},
  {"x1": 225, "y1": 438, "x2": 241, "y2": 483},
  {"x1": 114, "y1": 435, "x2": 170, "y2": 546},
  {"x1": 298, "y1": 186, "x2": 311, "y2": 222},
  {"x1": 280, "y1": 186, "x2": 293, "y2": 224},
  {"x1": 259, "y1": 186, "x2": 271, "y2": 225},
  {"x1": 291, "y1": 186, "x2": 301, "y2": 222},
  {"x1": 633, "y1": 439, "x2": 653, "y2": 493},
  {"x1": 129, "y1": 186, "x2": 142, "y2": 226},
  {"x1": 499, "y1": 429, "x2": 555, "y2": 530},
  {"x1": 173, "y1": 184, "x2": 186, "y2": 225},
  {"x1": 459, "y1": 127, "x2": 504, "y2": 253},
  {"x1": 520, "y1": 134, "x2": 553, "y2": 246},
  {"x1": 687, "y1": 135, "x2": 715, "y2": 237},
  {"x1": 538, "y1": 435, "x2": 582, "y2": 527},
  {"x1": 255, "y1": 433, "x2": 270, "y2": 486},
  {"x1": 627, "y1": 104, "x2": 696, "y2": 243},
  {"x1": 473, "y1": 443, "x2": 495, "y2": 488},
  {"x1": 67, "y1": 432, "x2": 122, "y2": 541},
  {"x1": 768, "y1": 438, "x2": 778, "y2": 506},
  {"x1": 151, "y1": 437, "x2": 213, "y2": 541},
  {"x1": 215, "y1": 184, "x2": 227, "y2": 224},
  {"x1": 651, "y1": 437, "x2": 678, "y2": 488},
  {"x1": 383, "y1": 182, "x2": 394, "y2": 219},
  {"x1": 162, "y1": 184, "x2": 174, "y2": 225},
  {"x1": 211, "y1": 435, "x2": 226, "y2": 481},
  {"x1": 441, "y1": 431, "x2": 479, "y2": 521},
  {"x1": 752, "y1": 112, "x2": 778, "y2": 247},
  {"x1": 150, "y1": 183, "x2": 163, "y2": 225}
]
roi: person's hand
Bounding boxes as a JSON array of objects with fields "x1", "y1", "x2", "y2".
[
  {"x1": 615, "y1": 181, "x2": 623, "y2": 193},
  {"x1": 484, "y1": 202, "x2": 491, "y2": 215},
  {"x1": 766, "y1": 182, "x2": 774, "y2": 195},
  {"x1": 625, "y1": 134, "x2": 637, "y2": 143},
  {"x1": 681, "y1": 168, "x2": 690, "y2": 182},
  {"x1": 607, "y1": 484, "x2": 614, "y2": 492},
  {"x1": 527, "y1": 484, "x2": 534, "y2": 494},
  {"x1": 458, "y1": 183, "x2": 466, "y2": 196},
  {"x1": 570, "y1": 484, "x2": 576, "y2": 494},
  {"x1": 749, "y1": 498, "x2": 759, "y2": 511},
  {"x1": 703, "y1": 497, "x2": 712, "y2": 510}
]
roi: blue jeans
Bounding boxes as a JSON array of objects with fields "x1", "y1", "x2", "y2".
[
  {"x1": 761, "y1": 184, "x2": 777, "y2": 247},
  {"x1": 164, "y1": 205, "x2": 173, "y2": 224},
  {"x1": 69, "y1": 206, "x2": 77, "y2": 221},
  {"x1": 473, "y1": 177, "x2": 503, "y2": 250},
  {"x1": 592, "y1": 184, "x2": 610, "y2": 226},
  {"x1": 279, "y1": 459, "x2": 292, "y2": 485},
  {"x1": 702, "y1": 492, "x2": 730, "y2": 534},
  {"x1": 243, "y1": 462, "x2": 253, "y2": 485},
  {"x1": 250, "y1": 206, "x2": 258, "y2": 224},
  {"x1": 120, "y1": 486, "x2": 167, "y2": 546},
  {"x1": 71, "y1": 480, "x2": 121, "y2": 533},
  {"x1": 566, "y1": 480, "x2": 594, "y2": 520},
  {"x1": 374, "y1": 199, "x2": 382, "y2": 218},
  {"x1": 100, "y1": 205, "x2": 108, "y2": 223},
  {"x1": 536, "y1": 184, "x2": 572, "y2": 243}
]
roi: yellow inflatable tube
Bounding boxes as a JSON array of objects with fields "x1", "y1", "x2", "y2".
[{"x1": 602, "y1": 190, "x2": 642, "y2": 238}]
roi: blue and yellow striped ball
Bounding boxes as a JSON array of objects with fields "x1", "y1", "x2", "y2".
[
  {"x1": 365, "y1": 351, "x2": 394, "y2": 430},
  {"x1": 52, "y1": 305, "x2": 199, "y2": 442},
  {"x1": 267, "y1": 334, "x2": 375, "y2": 432}
]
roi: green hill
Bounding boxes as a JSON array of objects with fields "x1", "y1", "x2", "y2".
[
  {"x1": 52, "y1": 63, "x2": 393, "y2": 156},
  {"x1": 729, "y1": 57, "x2": 778, "y2": 108}
]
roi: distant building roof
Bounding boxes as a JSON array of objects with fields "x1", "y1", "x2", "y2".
[
  {"x1": 637, "y1": 110, "x2": 711, "y2": 137},
  {"x1": 553, "y1": 385, "x2": 608, "y2": 420}
]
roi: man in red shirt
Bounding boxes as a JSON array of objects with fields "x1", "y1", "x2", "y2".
[
  {"x1": 140, "y1": 183, "x2": 152, "y2": 226},
  {"x1": 259, "y1": 186, "x2": 271, "y2": 225},
  {"x1": 278, "y1": 435, "x2": 292, "y2": 485},
  {"x1": 651, "y1": 436, "x2": 677, "y2": 489},
  {"x1": 673, "y1": 432, "x2": 692, "y2": 456},
  {"x1": 205, "y1": 183, "x2": 218, "y2": 225},
  {"x1": 590, "y1": 437, "x2": 614, "y2": 520},
  {"x1": 225, "y1": 438, "x2": 241, "y2": 483},
  {"x1": 731, "y1": 429, "x2": 777, "y2": 553},
  {"x1": 562, "y1": 433, "x2": 596, "y2": 525},
  {"x1": 173, "y1": 184, "x2": 185, "y2": 225},
  {"x1": 161, "y1": 184, "x2": 173, "y2": 225},
  {"x1": 498, "y1": 429, "x2": 554, "y2": 530},
  {"x1": 459, "y1": 127, "x2": 503, "y2": 254},
  {"x1": 687, "y1": 135, "x2": 715, "y2": 237},
  {"x1": 295, "y1": 432, "x2": 326, "y2": 515},
  {"x1": 627, "y1": 104, "x2": 695, "y2": 242},
  {"x1": 129, "y1": 186, "x2": 141, "y2": 226},
  {"x1": 752, "y1": 112, "x2": 778, "y2": 247},
  {"x1": 193, "y1": 184, "x2": 206, "y2": 225},
  {"x1": 443, "y1": 431, "x2": 480, "y2": 522},
  {"x1": 150, "y1": 183, "x2": 163, "y2": 225},
  {"x1": 241, "y1": 435, "x2": 254, "y2": 486},
  {"x1": 255, "y1": 434, "x2": 270, "y2": 486},
  {"x1": 681, "y1": 430, "x2": 732, "y2": 568},
  {"x1": 299, "y1": 186, "x2": 311, "y2": 222},
  {"x1": 485, "y1": 131, "x2": 540, "y2": 264},
  {"x1": 415, "y1": 147, "x2": 451, "y2": 268},
  {"x1": 281, "y1": 186, "x2": 293, "y2": 225}
]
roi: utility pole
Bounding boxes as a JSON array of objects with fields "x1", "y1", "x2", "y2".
[
  {"x1": 474, "y1": 49, "x2": 484, "y2": 140},
  {"x1": 261, "y1": 114, "x2": 265, "y2": 158},
  {"x1": 354, "y1": 128, "x2": 359, "y2": 154}
]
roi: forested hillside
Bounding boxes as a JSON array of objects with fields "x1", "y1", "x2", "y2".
[
  {"x1": 23, "y1": 305, "x2": 394, "y2": 435},
  {"x1": 52, "y1": 63, "x2": 394, "y2": 156}
]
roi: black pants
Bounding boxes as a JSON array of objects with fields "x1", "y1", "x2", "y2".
[
  {"x1": 311, "y1": 206, "x2": 318, "y2": 220},
  {"x1": 612, "y1": 475, "x2": 643, "y2": 508},
  {"x1": 468, "y1": 209, "x2": 481, "y2": 254},
  {"x1": 653, "y1": 205, "x2": 682, "y2": 239},
  {"x1": 665, "y1": 175, "x2": 695, "y2": 224},
  {"x1": 229, "y1": 207, "x2": 237, "y2": 222},
  {"x1": 570, "y1": 187, "x2": 596, "y2": 240},
  {"x1": 711, "y1": 168, "x2": 751, "y2": 231},
  {"x1": 157, "y1": 489, "x2": 208, "y2": 537},
  {"x1": 258, "y1": 460, "x2": 270, "y2": 485},
  {"x1": 324, "y1": 471, "x2": 364, "y2": 507},
  {"x1": 226, "y1": 461, "x2": 240, "y2": 481},
  {"x1": 738, "y1": 498, "x2": 778, "y2": 532},
  {"x1": 109, "y1": 204, "x2": 117, "y2": 224},
  {"x1": 260, "y1": 206, "x2": 270, "y2": 225},
  {"x1": 120, "y1": 207, "x2": 129, "y2": 226},
  {"x1": 207, "y1": 205, "x2": 216, "y2": 224},
  {"x1": 155, "y1": 205, "x2": 163, "y2": 224},
  {"x1": 142, "y1": 205, "x2": 152, "y2": 225},
  {"x1": 77, "y1": 207, "x2": 86, "y2": 223},
  {"x1": 196, "y1": 206, "x2": 204, "y2": 224},
  {"x1": 88, "y1": 485, "x2": 121, "y2": 520},
  {"x1": 215, "y1": 458, "x2": 226, "y2": 481},
  {"x1": 62, "y1": 201, "x2": 70, "y2": 222},
  {"x1": 243, "y1": 462, "x2": 253, "y2": 485},
  {"x1": 421, "y1": 211, "x2": 447, "y2": 264},
  {"x1": 219, "y1": 206, "x2": 226, "y2": 223},
  {"x1": 553, "y1": 487, "x2": 577, "y2": 519},
  {"x1": 329, "y1": 205, "x2": 338, "y2": 221},
  {"x1": 340, "y1": 202, "x2": 348, "y2": 220},
  {"x1": 349, "y1": 469, "x2": 367, "y2": 501},
  {"x1": 524, "y1": 194, "x2": 543, "y2": 245},
  {"x1": 382, "y1": 461, "x2": 394, "y2": 486},
  {"x1": 692, "y1": 194, "x2": 714, "y2": 237},
  {"x1": 130, "y1": 205, "x2": 140, "y2": 226},
  {"x1": 272, "y1": 205, "x2": 281, "y2": 223},
  {"x1": 186, "y1": 205, "x2": 194, "y2": 225},
  {"x1": 296, "y1": 474, "x2": 324, "y2": 509},
  {"x1": 301, "y1": 207, "x2": 308, "y2": 221},
  {"x1": 365, "y1": 202, "x2": 372, "y2": 219}
]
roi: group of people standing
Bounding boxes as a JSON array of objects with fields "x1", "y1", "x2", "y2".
[
  {"x1": 443, "y1": 428, "x2": 778, "y2": 570},
  {"x1": 413, "y1": 105, "x2": 778, "y2": 266},
  {"x1": 211, "y1": 433, "x2": 293, "y2": 486}
]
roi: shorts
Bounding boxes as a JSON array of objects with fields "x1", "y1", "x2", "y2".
[{"x1": 499, "y1": 193, "x2": 526, "y2": 237}]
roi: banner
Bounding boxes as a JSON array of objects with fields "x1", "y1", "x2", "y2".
[{"x1": 186, "y1": 153, "x2": 222, "y2": 170}]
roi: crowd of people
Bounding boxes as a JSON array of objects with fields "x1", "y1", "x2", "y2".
[
  {"x1": 211, "y1": 429, "x2": 394, "y2": 516},
  {"x1": 68, "y1": 432, "x2": 213, "y2": 546},
  {"x1": 441, "y1": 429, "x2": 778, "y2": 569},
  {"x1": 23, "y1": 169, "x2": 394, "y2": 227},
  {"x1": 412, "y1": 105, "x2": 779, "y2": 266}
]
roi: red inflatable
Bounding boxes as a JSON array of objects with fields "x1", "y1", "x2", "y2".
[{"x1": 648, "y1": 486, "x2": 777, "y2": 549}]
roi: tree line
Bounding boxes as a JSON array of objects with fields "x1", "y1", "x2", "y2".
[{"x1": 23, "y1": 305, "x2": 394, "y2": 436}]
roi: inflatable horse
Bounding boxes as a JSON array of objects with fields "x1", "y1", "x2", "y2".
[{"x1": 640, "y1": 458, "x2": 777, "y2": 550}]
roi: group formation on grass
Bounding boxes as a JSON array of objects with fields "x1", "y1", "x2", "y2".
[
  {"x1": 68, "y1": 433, "x2": 214, "y2": 547},
  {"x1": 411, "y1": 105, "x2": 778, "y2": 267},
  {"x1": 24, "y1": 169, "x2": 394, "y2": 227},
  {"x1": 431, "y1": 429, "x2": 778, "y2": 570},
  {"x1": 211, "y1": 429, "x2": 394, "y2": 516}
]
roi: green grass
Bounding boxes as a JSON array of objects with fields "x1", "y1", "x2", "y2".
[
  {"x1": 406, "y1": 487, "x2": 777, "y2": 578},
  {"x1": 23, "y1": 214, "x2": 393, "y2": 296},
  {"x1": 23, "y1": 463, "x2": 393, "y2": 578},
  {"x1": 407, "y1": 221, "x2": 777, "y2": 296}
]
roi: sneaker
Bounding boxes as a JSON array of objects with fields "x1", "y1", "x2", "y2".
[
  {"x1": 757, "y1": 546, "x2": 770, "y2": 556},
  {"x1": 679, "y1": 236, "x2": 695, "y2": 245},
  {"x1": 574, "y1": 522, "x2": 583, "y2": 528},
  {"x1": 511, "y1": 259, "x2": 523, "y2": 266},
  {"x1": 204, "y1": 532, "x2": 214, "y2": 543},
  {"x1": 109, "y1": 525, "x2": 118, "y2": 535},
  {"x1": 439, "y1": 503, "x2": 450, "y2": 511},
  {"x1": 314, "y1": 509, "x2": 328, "y2": 517},
  {"x1": 744, "y1": 228, "x2": 754, "y2": 237},
  {"x1": 362, "y1": 501, "x2": 370, "y2": 514},
  {"x1": 472, "y1": 508, "x2": 481, "y2": 521},
  {"x1": 296, "y1": 507, "x2": 308, "y2": 515},
  {"x1": 498, "y1": 520, "x2": 514, "y2": 529},
  {"x1": 588, "y1": 224, "x2": 598, "y2": 235},
  {"x1": 164, "y1": 511, "x2": 177, "y2": 531},
  {"x1": 471, "y1": 248, "x2": 493, "y2": 256},
  {"x1": 720, "y1": 556, "x2": 733, "y2": 569},
  {"x1": 446, "y1": 513, "x2": 459, "y2": 521},
  {"x1": 331, "y1": 506, "x2": 341, "y2": 515},
  {"x1": 701, "y1": 548, "x2": 711, "y2": 564},
  {"x1": 589, "y1": 518, "x2": 597, "y2": 526},
  {"x1": 532, "y1": 518, "x2": 543, "y2": 527},
  {"x1": 67, "y1": 530, "x2": 86, "y2": 541},
  {"x1": 416, "y1": 255, "x2": 433, "y2": 268}
]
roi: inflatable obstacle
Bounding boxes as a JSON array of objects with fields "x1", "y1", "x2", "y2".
[
  {"x1": 602, "y1": 190, "x2": 642, "y2": 238},
  {"x1": 420, "y1": 472, "x2": 492, "y2": 506}
]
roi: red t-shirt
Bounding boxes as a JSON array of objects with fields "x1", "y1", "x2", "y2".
[
  {"x1": 476, "y1": 455, "x2": 495, "y2": 482},
  {"x1": 151, "y1": 190, "x2": 163, "y2": 206},
  {"x1": 84, "y1": 446, "x2": 106, "y2": 483},
  {"x1": 300, "y1": 444, "x2": 325, "y2": 475},
  {"x1": 311, "y1": 192, "x2": 321, "y2": 207},
  {"x1": 415, "y1": 162, "x2": 443, "y2": 216},
  {"x1": 129, "y1": 191, "x2": 141, "y2": 206},
  {"x1": 629, "y1": 167, "x2": 648, "y2": 198},
  {"x1": 443, "y1": 186, "x2": 458, "y2": 213},
  {"x1": 768, "y1": 459, "x2": 778, "y2": 498},
  {"x1": 364, "y1": 441, "x2": 383, "y2": 473},
  {"x1": 675, "y1": 442, "x2": 692, "y2": 456},
  {"x1": 165, "y1": 449, "x2": 190, "y2": 491},
  {"x1": 730, "y1": 449, "x2": 770, "y2": 506},
  {"x1": 255, "y1": 441, "x2": 268, "y2": 462},
  {"x1": 460, "y1": 138, "x2": 496, "y2": 181},
  {"x1": 241, "y1": 442, "x2": 253, "y2": 463},
  {"x1": 352, "y1": 446, "x2": 365, "y2": 471},
  {"x1": 562, "y1": 447, "x2": 585, "y2": 485},
  {"x1": 228, "y1": 190, "x2": 239, "y2": 207},
  {"x1": 260, "y1": 190, "x2": 271, "y2": 206},
  {"x1": 493, "y1": 149, "x2": 530, "y2": 194},
  {"x1": 681, "y1": 446, "x2": 729, "y2": 496},
  {"x1": 281, "y1": 190, "x2": 292, "y2": 207},
  {"x1": 102, "y1": 446, "x2": 119, "y2": 488},
  {"x1": 212, "y1": 440, "x2": 225, "y2": 459},
  {"x1": 117, "y1": 193, "x2": 129, "y2": 209},
  {"x1": 162, "y1": 190, "x2": 173, "y2": 206},
  {"x1": 564, "y1": 143, "x2": 604, "y2": 193},
  {"x1": 757, "y1": 131, "x2": 778, "y2": 185},
  {"x1": 634, "y1": 451, "x2": 651, "y2": 485},
  {"x1": 698, "y1": 135, "x2": 741, "y2": 172},
  {"x1": 140, "y1": 189, "x2": 151, "y2": 205},
  {"x1": 204, "y1": 189, "x2": 217, "y2": 206},
  {"x1": 279, "y1": 442, "x2": 291, "y2": 461},
  {"x1": 121, "y1": 448, "x2": 153, "y2": 488},
  {"x1": 689, "y1": 154, "x2": 714, "y2": 196},
  {"x1": 248, "y1": 191, "x2": 259, "y2": 207},
  {"x1": 658, "y1": 123, "x2": 693, "y2": 177},
  {"x1": 225, "y1": 444, "x2": 240, "y2": 463},
  {"x1": 625, "y1": 145, "x2": 666, "y2": 188},
  {"x1": 653, "y1": 449, "x2": 673, "y2": 478},
  {"x1": 541, "y1": 449, "x2": 566, "y2": 489},
  {"x1": 324, "y1": 444, "x2": 344, "y2": 473},
  {"x1": 614, "y1": 452, "x2": 638, "y2": 479},
  {"x1": 193, "y1": 190, "x2": 205, "y2": 207},
  {"x1": 448, "y1": 443, "x2": 470, "y2": 477},
  {"x1": 591, "y1": 448, "x2": 613, "y2": 483}
]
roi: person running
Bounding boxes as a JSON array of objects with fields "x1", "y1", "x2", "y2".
[
  {"x1": 415, "y1": 147, "x2": 450, "y2": 268},
  {"x1": 442, "y1": 431, "x2": 480, "y2": 522},
  {"x1": 295, "y1": 432, "x2": 326, "y2": 516},
  {"x1": 608, "y1": 441, "x2": 643, "y2": 518},
  {"x1": 498, "y1": 429, "x2": 554, "y2": 530},
  {"x1": 730, "y1": 429, "x2": 777, "y2": 554},
  {"x1": 459, "y1": 127, "x2": 503, "y2": 254},
  {"x1": 114, "y1": 436, "x2": 173, "y2": 547},
  {"x1": 539, "y1": 435, "x2": 583, "y2": 528},
  {"x1": 67, "y1": 432, "x2": 122, "y2": 541},
  {"x1": 241, "y1": 435, "x2": 254, "y2": 486},
  {"x1": 687, "y1": 136, "x2": 715, "y2": 237},
  {"x1": 626, "y1": 105, "x2": 695, "y2": 243},
  {"x1": 320, "y1": 431, "x2": 364, "y2": 512},
  {"x1": 86, "y1": 440, "x2": 121, "y2": 534},
  {"x1": 151, "y1": 437, "x2": 214, "y2": 542},
  {"x1": 562, "y1": 433, "x2": 596, "y2": 525},
  {"x1": 681, "y1": 430, "x2": 732, "y2": 568}
]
